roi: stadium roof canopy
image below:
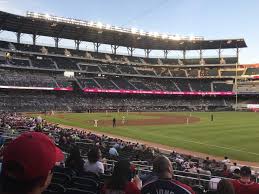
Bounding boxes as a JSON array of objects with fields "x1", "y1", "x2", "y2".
[{"x1": 0, "y1": 11, "x2": 247, "y2": 51}]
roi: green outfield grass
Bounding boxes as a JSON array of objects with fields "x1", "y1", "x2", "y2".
[{"x1": 38, "y1": 112, "x2": 259, "y2": 162}]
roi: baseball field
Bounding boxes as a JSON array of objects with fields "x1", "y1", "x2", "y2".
[{"x1": 38, "y1": 111, "x2": 259, "y2": 164}]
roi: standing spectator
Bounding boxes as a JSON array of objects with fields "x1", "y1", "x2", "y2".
[
  {"x1": 112, "y1": 118, "x2": 116, "y2": 128},
  {"x1": 222, "y1": 156, "x2": 231, "y2": 164},
  {"x1": 84, "y1": 147, "x2": 104, "y2": 175},
  {"x1": 217, "y1": 179, "x2": 235, "y2": 194},
  {"x1": 231, "y1": 166, "x2": 259, "y2": 194},
  {"x1": 141, "y1": 155, "x2": 195, "y2": 194},
  {"x1": 0, "y1": 132, "x2": 64, "y2": 194},
  {"x1": 102, "y1": 160, "x2": 141, "y2": 194}
]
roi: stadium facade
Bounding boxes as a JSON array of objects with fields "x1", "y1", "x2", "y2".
[{"x1": 0, "y1": 11, "x2": 258, "y2": 112}]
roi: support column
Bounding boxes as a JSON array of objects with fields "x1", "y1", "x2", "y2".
[
  {"x1": 16, "y1": 32, "x2": 21, "y2": 43},
  {"x1": 32, "y1": 34, "x2": 39, "y2": 45},
  {"x1": 127, "y1": 47, "x2": 135, "y2": 56},
  {"x1": 236, "y1": 47, "x2": 239, "y2": 64},
  {"x1": 54, "y1": 37, "x2": 60, "y2": 48},
  {"x1": 183, "y1": 50, "x2": 186, "y2": 60},
  {"x1": 218, "y1": 48, "x2": 222, "y2": 59},
  {"x1": 74, "y1": 40, "x2": 81, "y2": 50},
  {"x1": 111, "y1": 45, "x2": 119, "y2": 54},
  {"x1": 164, "y1": 50, "x2": 169, "y2": 59},
  {"x1": 93, "y1": 42, "x2": 101, "y2": 53},
  {"x1": 144, "y1": 49, "x2": 151, "y2": 58},
  {"x1": 199, "y1": 49, "x2": 203, "y2": 60}
]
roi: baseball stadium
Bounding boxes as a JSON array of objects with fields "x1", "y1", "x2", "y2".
[{"x1": 1, "y1": 2, "x2": 259, "y2": 194}]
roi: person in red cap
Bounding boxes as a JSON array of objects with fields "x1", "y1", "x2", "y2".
[
  {"x1": 0, "y1": 132, "x2": 64, "y2": 194},
  {"x1": 231, "y1": 166, "x2": 259, "y2": 194}
]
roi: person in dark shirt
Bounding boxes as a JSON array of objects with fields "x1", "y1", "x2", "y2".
[
  {"x1": 65, "y1": 145, "x2": 84, "y2": 174},
  {"x1": 141, "y1": 155, "x2": 195, "y2": 194},
  {"x1": 112, "y1": 118, "x2": 116, "y2": 128},
  {"x1": 102, "y1": 160, "x2": 141, "y2": 194}
]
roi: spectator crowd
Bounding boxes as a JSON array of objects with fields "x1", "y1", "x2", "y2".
[{"x1": 0, "y1": 112, "x2": 258, "y2": 194}]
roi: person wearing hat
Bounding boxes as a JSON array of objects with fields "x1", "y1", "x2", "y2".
[
  {"x1": 141, "y1": 155, "x2": 195, "y2": 194},
  {"x1": 231, "y1": 166, "x2": 259, "y2": 194},
  {"x1": 0, "y1": 132, "x2": 64, "y2": 194}
]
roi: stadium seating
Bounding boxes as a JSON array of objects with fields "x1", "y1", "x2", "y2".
[
  {"x1": 175, "y1": 80, "x2": 191, "y2": 91},
  {"x1": 221, "y1": 71, "x2": 243, "y2": 76},
  {"x1": 111, "y1": 78, "x2": 136, "y2": 90},
  {"x1": 1, "y1": 112, "x2": 255, "y2": 194},
  {"x1": 94, "y1": 78, "x2": 119, "y2": 89},
  {"x1": 213, "y1": 82, "x2": 233, "y2": 92},
  {"x1": 54, "y1": 57, "x2": 80, "y2": 70},
  {"x1": 98, "y1": 64, "x2": 121, "y2": 74},
  {"x1": 31, "y1": 57, "x2": 56, "y2": 69},
  {"x1": 245, "y1": 68, "x2": 259, "y2": 75},
  {"x1": 191, "y1": 80, "x2": 212, "y2": 92},
  {"x1": 117, "y1": 65, "x2": 139, "y2": 74},
  {"x1": 79, "y1": 79, "x2": 100, "y2": 89},
  {"x1": 8, "y1": 58, "x2": 31, "y2": 67}
]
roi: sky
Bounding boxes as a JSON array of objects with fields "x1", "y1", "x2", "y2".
[{"x1": 0, "y1": 0, "x2": 258, "y2": 63}]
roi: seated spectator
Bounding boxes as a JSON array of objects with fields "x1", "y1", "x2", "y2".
[
  {"x1": 230, "y1": 162, "x2": 240, "y2": 173},
  {"x1": 102, "y1": 160, "x2": 141, "y2": 194},
  {"x1": 187, "y1": 163, "x2": 197, "y2": 173},
  {"x1": 65, "y1": 145, "x2": 84, "y2": 174},
  {"x1": 84, "y1": 147, "x2": 104, "y2": 175},
  {"x1": 221, "y1": 164, "x2": 231, "y2": 177},
  {"x1": 217, "y1": 179, "x2": 235, "y2": 194},
  {"x1": 232, "y1": 168, "x2": 241, "y2": 179},
  {"x1": 231, "y1": 166, "x2": 259, "y2": 194},
  {"x1": 141, "y1": 155, "x2": 195, "y2": 194},
  {"x1": 109, "y1": 146, "x2": 119, "y2": 157},
  {"x1": 208, "y1": 177, "x2": 221, "y2": 191},
  {"x1": 0, "y1": 132, "x2": 64, "y2": 194}
]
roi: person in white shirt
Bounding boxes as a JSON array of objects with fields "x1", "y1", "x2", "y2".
[
  {"x1": 222, "y1": 156, "x2": 231, "y2": 164},
  {"x1": 209, "y1": 177, "x2": 221, "y2": 191},
  {"x1": 84, "y1": 147, "x2": 104, "y2": 175},
  {"x1": 229, "y1": 162, "x2": 240, "y2": 173}
]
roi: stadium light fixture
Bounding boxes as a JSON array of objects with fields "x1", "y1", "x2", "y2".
[
  {"x1": 96, "y1": 22, "x2": 103, "y2": 29},
  {"x1": 153, "y1": 32, "x2": 159, "y2": 38},
  {"x1": 26, "y1": 11, "x2": 204, "y2": 41},
  {"x1": 148, "y1": 32, "x2": 153, "y2": 37},
  {"x1": 227, "y1": 40, "x2": 232, "y2": 44},
  {"x1": 131, "y1": 27, "x2": 138, "y2": 34},
  {"x1": 44, "y1": 13, "x2": 50, "y2": 19},
  {"x1": 88, "y1": 21, "x2": 94, "y2": 26},
  {"x1": 170, "y1": 35, "x2": 181, "y2": 40},
  {"x1": 139, "y1": 29, "x2": 145, "y2": 36},
  {"x1": 105, "y1": 24, "x2": 111, "y2": 30},
  {"x1": 162, "y1": 34, "x2": 168, "y2": 39},
  {"x1": 189, "y1": 35, "x2": 195, "y2": 41}
]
